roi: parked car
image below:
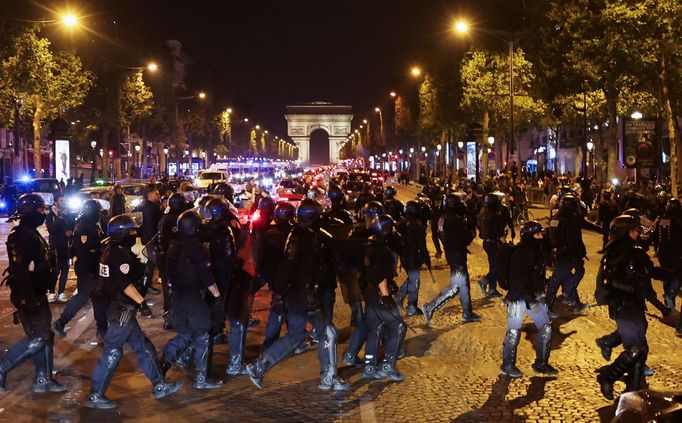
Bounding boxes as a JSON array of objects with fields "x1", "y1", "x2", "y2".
[
  {"x1": 119, "y1": 183, "x2": 147, "y2": 210},
  {"x1": 276, "y1": 179, "x2": 305, "y2": 202},
  {"x1": 195, "y1": 170, "x2": 228, "y2": 190},
  {"x1": 16, "y1": 178, "x2": 61, "y2": 206}
]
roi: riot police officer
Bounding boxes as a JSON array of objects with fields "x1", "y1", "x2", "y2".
[
  {"x1": 246, "y1": 199, "x2": 349, "y2": 391},
  {"x1": 261, "y1": 202, "x2": 296, "y2": 348},
  {"x1": 546, "y1": 194, "x2": 588, "y2": 317},
  {"x1": 161, "y1": 211, "x2": 223, "y2": 390},
  {"x1": 85, "y1": 214, "x2": 181, "y2": 409},
  {"x1": 395, "y1": 200, "x2": 430, "y2": 315},
  {"x1": 422, "y1": 194, "x2": 481, "y2": 324},
  {"x1": 598, "y1": 190, "x2": 620, "y2": 252},
  {"x1": 326, "y1": 185, "x2": 354, "y2": 224},
  {"x1": 354, "y1": 184, "x2": 376, "y2": 216},
  {"x1": 424, "y1": 181, "x2": 444, "y2": 258},
  {"x1": 212, "y1": 182, "x2": 235, "y2": 204},
  {"x1": 651, "y1": 198, "x2": 682, "y2": 311},
  {"x1": 52, "y1": 200, "x2": 108, "y2": 340},
  {"x1": 360, "y1": 211, "x2": 406, "y2": 382},
  {"x1": 156, "y1": 193, "x2": 186, "y2": 327},
  {"x1": 0, "y1": 194, "x2": 66, "y2": 394},
  {"x1": 383, "y1": 185, "x2": 404, "y2": 222},
  {"x1": 203, "y1": 197, "x2": 245, "y2": 375},
  {"x1": 45, "y1": 193, "x2": 73, "y2": 303},
  {"x1": 477, "y1": 193, "x2": 507, "y2": 298},
  {"x1": 500, "y1": 221, "x2": 557, "y2": 378},
  {"x1": 596, "y1": 215, "x2": 662, "y2": 400}
]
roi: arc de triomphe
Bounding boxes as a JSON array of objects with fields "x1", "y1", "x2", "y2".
[{"x1": 285, "y1": 103, "x2": 353, "y2": 165}]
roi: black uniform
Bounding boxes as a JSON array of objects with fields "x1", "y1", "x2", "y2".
[
  {"x1": 0, "y1": 221, "x2": 65, "y2": 393},
  {"x1": 425, "y1": 184, "x2": 444, "y2": 256},
  {"x1": 422, "y1": 206, "x2": 480, "y2": 323},
  {"x1": 651, "y1": 211, "x2": 682, "y2": 310},
  {"x1": 157, "y1": 210, "x2": 182, "y2": 313},
  {"x1": 383, "y1": 198, "x2": 404, "y2": 222},
  {"x1": 598, "y1": 198, "x2": 619, "y2": 249},
  {"x1": 136, "y1": 198, "x2": 162, "y2": 285},
  {"x1": 162, "y1": 235, "x2": 222, "y2": 388},
  {"x1": 477, "y1": 203, "x2": 506, "y2": 297},
  {"x1": 396, "y1": 216, "x2": 430, "y2": 314},
  {"x1": 45, "y1": 206, "x2": 72, "y2": 297},
  {"x1": 87, "y1": 238, "x2": 179, "y2": 407},
  {"x1": 53, "y1": 218, "x2": 108, "y2": 336}
]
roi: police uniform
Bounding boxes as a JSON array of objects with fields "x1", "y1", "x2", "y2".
[
  {"x1": 396, "y1": 213, "x2": 430, "y2": 315},
  {"x1": 45, "y1": 205, "x2": 73, "y2": 298},
  {"x1": 86, "y1": 222, "x2": 180, "y2": 409},
  {"x1": 157, "y1": 209, "x2": 182, "y2": 314},
  {"x1": 477, "y1": 200, "x2": 506, "y2": 297},
  {"x1": 1, "y1": 205, "x2": 66, "y2": 394},
  {"x1": 162, "y1": 230, "x2": 222, "y2": 389},
  {"x1": 53, "y1": 217, "x2": 108, "y2": 337}
]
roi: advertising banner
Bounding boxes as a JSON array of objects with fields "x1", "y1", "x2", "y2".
[
  {"x1": 466, "y1": 142, "x2": 477, "y2": 178},
  {"x1": 55, "y1": 140, "x2": 70, "y2": 182},
  {"x1": 623, "y1": 119, "x2": 656, "y2": 168}
]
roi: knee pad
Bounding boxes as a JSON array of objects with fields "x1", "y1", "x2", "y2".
[
  {"x1": 26, "y1": 337, "x2": 47, "y2": 355},
  {"x1": 539, "y1": 323, "x2": 552, "y2": 338},
  {"x1": 507, "y1": 301, "x2": 526, "y2": 320},
  {"x1": 324, "y1": 324, "x2": 338, "y2": 344},
  {"x1": 105, "y1": 348, "x2": 123, "y2": 370}
]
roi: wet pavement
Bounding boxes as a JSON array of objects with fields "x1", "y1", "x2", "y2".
[{"x1": 0, "y1": 186, "x2": 681, "y2": 422}]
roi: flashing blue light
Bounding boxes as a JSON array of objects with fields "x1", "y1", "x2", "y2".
[
  {"x1": 0, "y1": 200, "x2": 6, "y2": 209},
  {"x1": 20, "y1": 175, "x2": 31, "y2": 183}
]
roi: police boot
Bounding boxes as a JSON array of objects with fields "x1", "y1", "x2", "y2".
[
  {"x1": 318, "y1": 325, "x2": 349, "y2": 391},
  {"x1": 460, "y1": 289, "x2": 481, "y2": 323},
  {"x1": 192, "y1": 334, "x2": 222, "y2": 390},
  {"x1": 376, "y1": 322, "x2": 406, "y2": 382},
  {"x1": 595, "y1": 337, "x2": 614, "y2": 361},
  {"x1": 52, "y1": 320, "x2": 66, "y2": 338},
  {"x1": 194, "y1": 371, "x2": 223, "y2": 390},
  {"x1": 597, "y1": 346, "x2": 647, "y2": 400},
  {"x1": 152, "y1": 380, "x2": 182, "y2": 400},
  {"x1": 500, "y1": 329, "x2": 523, "y2": 378},
  {"x1": 342, "y1": 350, "x2": 363, "y2": 367},
  {"x1": 406, "y1": 303, "x2": 423, "y2": 316},
  {"x1": 226, "y1": 323, "x2": 248, "y2": 376},
  {"x1": 84, "y1": 348, "x2": 122, "y2": 409},
  {"x1": 531, "y1": 324, "x2": 558, "y2": 375},
  {"x1": 246, "y1": 355, "x2": 273, "y2": 389},
  {"x1": 32, "y1": 345, "x2": 67, "y2": 393},
  {"x1": 624, "y1": 358, "x2": 647, "y2": 393},
  {"x1": 422, "y1": 287, "x2": 457, "y2": 325},
  {"x1": 175, "y1": 343, "x2": 194, "y2": 370}
]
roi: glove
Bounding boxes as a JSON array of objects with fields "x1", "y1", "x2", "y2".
[
  {"x1": 139, "y1": 301, "x2": 152, "y2": 318},
  {"x1": 271, "y1": 294, "x2": 285, "y2": 315},
  {"x1": 379, "y1": 294, "x2": 397, "y2": 310},
  {"x1": 387, "y1": 280, "x2": 399, "y2": 295}
]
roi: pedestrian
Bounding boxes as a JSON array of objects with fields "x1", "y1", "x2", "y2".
[
  {"x1": 110, "y1": 184, "x2": 126, "y2": 217},
  {"x1": 52, "y1": 200, "x2": 109, "y2": 341},
  {"x1": 0, "y1": 194, "x2": 67, "y2": 394},
  {"x1": 500, "y1": 221, "x2": 558, "y2": 378},
  {"x1": 45, "y1": 193, "x2": 73, "y2": 303},
  {"x1": 85, "y1": 214, "x2": 180, "y2": 409},
  {"x1": 422, "y1": 193, "x2": 481, "y2": 324},
  {"x1": 161, "y1": 210, "x2": 223, "y2": 390}
]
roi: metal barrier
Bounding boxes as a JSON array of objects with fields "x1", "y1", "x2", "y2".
[{"x1": 526, "y1": 187, "x2": 547, "y2": 206}]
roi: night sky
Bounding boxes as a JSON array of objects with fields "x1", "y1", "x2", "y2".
[{"x1": 8, "y1": 0, "x2": 529, "y2": 136}]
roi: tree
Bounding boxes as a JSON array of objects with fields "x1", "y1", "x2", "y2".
[
  {"x1": 418, "y1": 73, "x2": 439, "y2": 138},
  {"x1": 0, "y1": 29, "x2": 92, "y2": 175},
  {"x1": 119, "y1": 70, "x2": 154, "y2": 134},
  {"x1": 394, "y1": 95, "x2": 414, "y2": 143},
  {"x1": 249, "y1": 129, "x2": 257, "y2": 153}
]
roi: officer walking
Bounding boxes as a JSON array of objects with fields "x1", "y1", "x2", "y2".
[
  {"x1": 246, "y1": 199, "x2": 349, "y2": 391},
  {"x1": 85, "y1": 214, "x2": 181, "y2": 409},
  {"x1": 500, "y1": 221, "x2": 558, "y2": 378},
  {"x1": 156, "y1": 193, "x2": 186, "y2": 327},
  {"x1": 546, "y1": 194, "x2": 588, "y2": 317},
  {"x1": 161, "y1": 210, "x2": 223, "y2": 390},
  {"x1": 425, "y1": 181, "x2": 444, "y2": 258},
  {"x1": 596, "y1": 215, "x2": 663, "y2": 399},
  {"x1": 422, "y1": 194, "x2": 481, "y2": 324},
  {"x1": 135, "y1": 188, "x2": 162, "y2": 296},
  {"x1": 597, "y1": 191, "x2": 619, "y2": 253},
  {"x1": 326, "y1": 185, "x2": 354, "y2": 224},
  {"x1": 0, "y1": 194, "x2": 67, "y2": 394},
  {"x1": 383, "y1": 185, "x2": 404, "y2": 222},
  {"x1": 52, "y1": 200, "x2": 109, "y2": 341},
  {"x1": 395, "y1": 200, "x2": 430, "y2": 315},
  {"x1": 477, "y1": 194, "x2": 507, "y2": 298},
  {"x1": 45, "y1": 193, "x2": 73, "y2": 303},
  {"x1": 651, "y1": 198, "x2": 682, "y2": 311}
]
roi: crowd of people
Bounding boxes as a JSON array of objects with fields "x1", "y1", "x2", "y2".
[{"x1": 1, "y1": 169, "x2": 681, "y2": 411}]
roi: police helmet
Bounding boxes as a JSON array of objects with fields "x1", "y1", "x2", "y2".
[
  {"x1": 107, "y1": 214, "x2": 138, "y2": 240},
  {"x1": 372, "y1": 185, "x2": 384, "y2": 198},
  {"x1": 212, "y1": 182, "x2": 234, "y2": 201},
  {"x1": 379, "y1": 214, "x2": 395, "y2": 236},
  {"x1": 404, "y1": 200, "x2": 421, "y2": 217},
  {"x1": 296, "y1": 198, "x2": 323, "y2": 224},
  {"x1": 609, "y1": 215, "x2": 641, "y2": 240},
  {"x1": 168, "y1": 193, "x2": 186, "y2": 214},
  {"x1": 80, "y1": 199, "x2": 102, "y2": 223},
  {"x1": 15, "y1": 193, "x2": 46, "y2": 217},
  {"x1": 327, "y1": 185, "x2": 344, "y2": 202},
  {"x1": 274, "y1": 201, "x2": 295, "y2": 223},
  {"x1": 559, "y1": 194, "x2": 580, "y2": 211},
  {"x1": 257, "y1": 196, "x2": 275, "y2": 215},
  {"x1": 362, "y1": 200, "x2": 384, "y2": 218},
  {"x1": 444, "y1": 193, "x2": 463, "y2": 210},
  {"x1": 205, "y1": 197, "x2": 229, "y2": 221},
  {"x1": 520, "y1": 220, "x2": 543, "y2": 240},
  {"x1": 177, "y1": 210, "x2": 202, "y2": 236},
  {"x1": 657, "y1": 191, "x2": 670, "y2": 203},
  {"x1": 622, "y1": 208, "x2": 644, "y2": 222},
  {"x1": 484, "y1": 193, "x2": 500, "y2": 206},
  {"x1": 384, "y1": 185, "x2": 397, "y2": 199}
]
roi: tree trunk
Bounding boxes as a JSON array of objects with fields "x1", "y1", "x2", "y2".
[
  {"x1": 481, "y1": 110, "x2": 490, "y2": 182},
  {"x1": 660, "y1": 54, "x2": 679, "y2": 197},
  {"x1": 605, "y1": 87, "x2": 619, "y2": 181},
  {"x1": 32, "y1": 97, "x2": 43, "y2": 177}
]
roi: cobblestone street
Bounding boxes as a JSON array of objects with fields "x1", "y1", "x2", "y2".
[{"x1": 0, "y1": 185, "x2": 680, "y2": 422}]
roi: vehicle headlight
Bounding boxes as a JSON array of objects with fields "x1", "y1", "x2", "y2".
[
  {"x1": 131, "y1": 198, "x2": 142, "y2": 208},
  {"x1": 0, "y1": 200, "x2": 6, "y2": 209},
  {"x1": 67, "y1": 196, "x2": 83, "y2": 211}
]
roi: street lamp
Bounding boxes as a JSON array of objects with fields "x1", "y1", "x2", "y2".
[
  {"x1": 488, "y1": 136, "x2": 495, "y2": 146},
  {"x1": 61, "y1": 13, "x2": 78, "y2": 28},
  {"x1": 198, "y1": 92, "x2": 207, "y2": 100},
  {"x1": 374, "y1": 107, "x2": 381, "y2": 113},
  {"x1": 363, "y1": 119, "x2": 368, "y2": 124},
  {"x1": 631, "y1": 111, "x2": 643, "y2": 120},
  {"x1": 454, "y1": 20, "x2": 469, "y2": 34},
  {"x1": 390, "y1": 92, "x2": 397, "y2": 98},
  {"x1": 147, "y1": 62, "x2": 158, "y2": 72},
  {"x1": 410, "y1": 66, "x2": 422, "y2": 77}
]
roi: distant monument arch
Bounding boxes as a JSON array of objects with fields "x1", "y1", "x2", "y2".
[{"x1": 285, "y1": 102, "x2": 353, "y2": 165}]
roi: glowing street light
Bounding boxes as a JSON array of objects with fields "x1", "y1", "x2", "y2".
[
  {"x1": 198, "y1": 92, "x2": 207, "y2": 100},
  {"x1": 410, "y1": 66, "x2": 422, "y2": 77},
  {"x1": 226, "y1": 108, "x2": 233, "y2": 114},
  {"x1": 488, "y1": 136, "x2": 495, "y2": 146},
  {"x1": 457, "y1": 141, "x2": 464, "y2": 148},
  {"x1": 390, "y1": 92, "x2": 397, "y2": 98},
  {"x1": 255, "y1": 125, "x2": 261, "y2": 130},
  {"x1": 363, "y1": 119, "x2": 368, "y2": 124},
  {"x1": 586, "y1": 140, "x2": 594, "y2": 151},
  {"x1": 454, "y1": 20, "x2": 469, "y2": 34},
  {"x1": 147, "y1": 62, "x2": 158, "y2": 72},
  {"x1": 61, "y1": 13, "x2": 78, "y2": 28},
  {"x1": 631, "y1": 111, "x2": 643, "y2": 120},
  {"x1": 374, "y1": 107, "x2": 381, "y2": 113}
]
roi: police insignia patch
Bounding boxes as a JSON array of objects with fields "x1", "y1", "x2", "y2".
[{"x1": 120, "y1": 263, "x2": 130, "y2": 274}]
